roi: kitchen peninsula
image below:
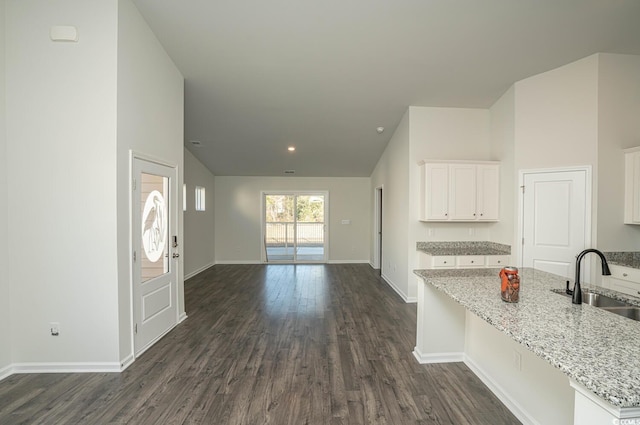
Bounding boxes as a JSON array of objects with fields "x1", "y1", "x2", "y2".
[{"x1": 414, "y1": 267, "x2": 640, "y2": 425}]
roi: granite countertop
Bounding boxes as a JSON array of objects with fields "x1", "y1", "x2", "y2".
[
  {"x1": 416, "y1": 241, "x2": 511, "y2": 256},
  {"x1": 603, "y1": 251, "x2": 640, "y2": 269},
  {"x1": 414, "y1": 267, "x2": 640, "y2": 408}
]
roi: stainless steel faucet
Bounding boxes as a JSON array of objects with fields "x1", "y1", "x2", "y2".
[{"x1": 568, "y1": 249, "x2": 611, "y2": 304}]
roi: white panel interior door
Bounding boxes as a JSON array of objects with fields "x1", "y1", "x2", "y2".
[
  {"x1": 522, "y1": 169, "x2": 589, "y2": 280},
  {"x1": 133, "y1": 157, "x2": 179, "y2": 356}
]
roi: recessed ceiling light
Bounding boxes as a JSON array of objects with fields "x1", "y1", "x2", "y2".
[
  {"x1": 376, "y1": 127, "x2": 385, "y2": 134},
  {"x1": 287, "y1": 146, "x2": 296, "y2": 152}
]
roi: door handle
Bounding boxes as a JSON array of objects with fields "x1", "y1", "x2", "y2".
[{"x1": 172, "y1": 253, "x2": 180, "y2": 258}]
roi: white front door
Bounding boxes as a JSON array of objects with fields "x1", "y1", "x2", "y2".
[
  {"x1": 132, "y1": 158, "x2": 179, "y2": 356},
  {"x1": 521, "y1": 168, "x2": 590, "y2": 280}
]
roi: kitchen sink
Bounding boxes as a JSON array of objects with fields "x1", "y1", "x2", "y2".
[
  {"x1": 580, "y1": 291, "x2": 628, "y2": 308},
  {"x1": 551, "y1": 289, "x2": 639, "y2": 321},
  {"x1": 602, "y1": 306, "x2": 640, "y2": 321}
]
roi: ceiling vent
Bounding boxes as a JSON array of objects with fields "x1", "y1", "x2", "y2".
[
  {"x1": 284, "y1": 170, "x2": 295, "y2": 174},
  {"x1": 190, "y1": 140, "x2": 202, "y2": 147}
]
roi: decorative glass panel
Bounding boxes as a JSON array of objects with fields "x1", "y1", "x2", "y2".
[{"x1": 141, "y1": 173, "x2": 169, "y2": 282}]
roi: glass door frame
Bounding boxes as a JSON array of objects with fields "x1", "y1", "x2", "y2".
[{"x1": 261, "y1": 191, "x2": 329, "y2": 263}]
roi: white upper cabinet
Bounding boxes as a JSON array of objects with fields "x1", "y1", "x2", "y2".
[
  {"x1": 476, "y1": 164, "x2": 500, "y2": 221},
  {"x1": 422, "y1": 163, "x2": 449, "y2": 220},
  {"x1": 449, "y1": 163, "x2": 477, "y2": 220},
  {"x1": 420, "y1": 160, "x2": 500, "y2": 222},
  {"x1": 624, "y1": 147, "x2": 640, "y2": 225}
]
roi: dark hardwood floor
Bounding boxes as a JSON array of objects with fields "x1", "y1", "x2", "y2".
[{"x1": 0, "y1": 264, "x2": 520, "y2": 424}]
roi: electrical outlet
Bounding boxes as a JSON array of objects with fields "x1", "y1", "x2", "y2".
[
  {"x1": 427, "y1": 228, "x2": 434, "y2": 237},
  {"x1": 513, "y1": 350, "x2": 521, "y2": 371},
  {"x1": 468, "y1": 227, "x2": 475, "y2": 236},
  {"x1": 50, "y1": 322, "x2": 60, "y2": 336}
]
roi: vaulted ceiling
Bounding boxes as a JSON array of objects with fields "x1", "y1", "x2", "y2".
[{"x1": 132, "y1": 0, "x2": 640, "y2": 177}]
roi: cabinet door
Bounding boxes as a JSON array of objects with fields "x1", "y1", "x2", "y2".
[
  {"x1": 431, "y1": 256, "x2": 455, "y2": 268},
  {"x1": 456, "y1": 255, "x2": 484, "y2": 268},
  {"x1": 423, "y1": 163, "x2": 449, "y2": 220},
  {"x1": 486, "y1": 255, "x2": 510, "y2": 267},
  {"x1": 477, "y1": 164, "x2": 500, "y2": 221},
  {"x1": 632, "y1": 153, "x2": 640, "y2": 223},
  {"x1": 624, "y1": 151, "x2": 640, "y2": 224},
  {"x1": 448, "y1": 164, "x2": 477, "y2": 220}
]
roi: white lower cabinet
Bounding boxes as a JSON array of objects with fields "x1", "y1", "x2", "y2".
[
  {"x1": 419, "y1": 252, "x2": 510, "y2": 269},
  {"x1": 602, "y1": 264, "x2": 640, "y2": 298},
  {"x1": 456, "y1": 255, "x2": 484, "y2": 268},
  {"x1": 485, "y1": 255, "x2": 510, "y2": 267}
]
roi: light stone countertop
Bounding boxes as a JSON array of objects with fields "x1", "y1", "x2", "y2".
[
  {"x1": 603, "y1": 251, "x2": 640, "y2": 269},
  {"x1": 416, "y1": 241, "x2": 511, "y2": 256},
  {"x1": 414, "y1": 267, "x2": 640, "y2": 408}
]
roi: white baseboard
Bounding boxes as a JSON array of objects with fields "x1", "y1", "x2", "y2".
[
  {"x1": 10, "y1": 361, "x2": 122, "y2": 375},
  {"x1": 119, "y1": 353, "x2": 135, "y2": 371},
  {"x1": 464, "y1": 355, "x2": 538, "y2": 425},
  {"x1": 0, "y1": 363, "x2": 13, "y2": 381},
  {"x1": 184, "y1": 262, "x2": 215, "y2": 281},
  {"x1": 412, "y1": 347, "x2": 464, "y2": 364},
  {"x1": 380, "y1": 273, "x2": 417, "y2": 303},
  {"x1": 178, "y1": 312, "x2": 188, "y2": 323},
  {"x1": 216, "y1": 260, "x2": 371, "y2": 265},
  {"x1": 327, "y1": 260, "x2": 370, "y2": 264},
  {"x1": 214, "y1": 260, "x2": 262, "y2": 265}
]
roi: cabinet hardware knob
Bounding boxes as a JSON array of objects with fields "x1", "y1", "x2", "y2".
[
  {"x1": 471, "y1": 261, "x2": 474, "y2": 263},
  {"x1": 497, "y1": 261, "x2": 501, "y2": 263},
  {"x1": 480, "y1": 213, "x2": 483, "y2": 216},
  {"x1": 623, "y1": 273, "x2": 628, "y2": 277},
  {"x1": 473, "y1": 213, "x2": 476, "y2": 216}
]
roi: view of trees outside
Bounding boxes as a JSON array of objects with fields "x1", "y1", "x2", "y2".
[
  {"x1": 265, "y1": 195, "x2": 324, "y2": 223},
  {"x1": 264, "y1": 194, "x2": 325, "y2": 256}
]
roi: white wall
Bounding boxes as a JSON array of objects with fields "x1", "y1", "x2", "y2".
[
  {"x1": 370, "y1": 110, "x2": 411, "y2": 300},
  {"x1": 2, "y1": 0, "x2": 183, "y2": 372},
  {"x1": 371, "y1": 106, "x2": 495, "y2": 301},
  {"x1": 596, "y1": 53, "x2": 640, "y2": 251},
  {"x1": 465, "y1": 312, "x2": 574, "y2": 425},
  {"x1": 408, "y1": 107, "x2": 493, "y2": 298},
  {"x1": 512, "y1": 53, "x2": 640, "y2": 260},
  {"x1": 0, "y1": 0, "x2": 11, "y2": 375},
  {"x1": 6, "y1": 0, "x2": 120, "y2": 365},
  {"x1": 514, "y1": 55, "x2": 600, "y2": 172},
  {"x1": 489, "y1": 87, "x2": 516, "y2": 247},
  {"x1": 116, "y1": 0, "x2": 185, "y2": 363},
  {"x1": 215, "y1": 176, "x2": 370, "y2": 264},
  {"x1": 184, "y1": 148, "x2": 215, "y2": 279}
]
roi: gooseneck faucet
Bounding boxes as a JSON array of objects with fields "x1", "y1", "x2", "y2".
[{"x1": 566, "y1": 249, "x2": 611, "y2": 304}]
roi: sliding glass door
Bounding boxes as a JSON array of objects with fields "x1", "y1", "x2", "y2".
[{"x1": 263, "y1": 192, "x2": 327, "y2": 263}]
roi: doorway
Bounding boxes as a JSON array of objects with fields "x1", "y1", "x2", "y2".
[
  {"x1": 519, "y1": 167, "x2": 591, "y2": 280},
  {"x1": 374, "y1": 186, "x2": 383, "y2": 274},
  {"x1": 262, "y1": 192, "x2": 328, "y2": 263},
  {"x1": 132, "y1": 157, "x2": 179, "y2": 356}
]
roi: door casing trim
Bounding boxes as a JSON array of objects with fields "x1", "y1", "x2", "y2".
[{"x1": 128, "y1": 150, "x2": 180, "y2": 361}]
